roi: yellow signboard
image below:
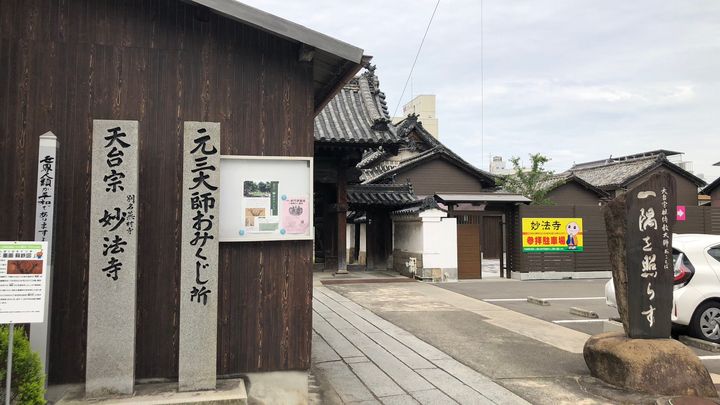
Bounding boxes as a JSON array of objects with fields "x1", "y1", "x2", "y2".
[{"x1": 522, "y1": 218, "x2": 583, "y2": 252}]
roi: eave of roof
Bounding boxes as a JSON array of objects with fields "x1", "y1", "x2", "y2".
[
  {"x1": 314, "y1": 68, "x2": 400, "y2": 145},
  {"x1": 189, "y1": 0, "x2": 363, "y2": 62},
  {"x1": 543, "y1": 173, "x2": 610, "y2": 198},
  {"x1": 571, "y1": 155, "x2": 705, "y2": 190},
  {"x1": 571, "y1": 149, "x2": 682, "y2": 170},
  {"x1": 347, "y1": 183, "x2": 418, "y2": 207},
  {"x1": 391, "y1": 196, "x2": 445, "y2": 216},
  {"x1": 362, "y1": 146, "x2": 496, "y2": 187},
  {"x1": 357, "y1": 148, "x2": 390, "y2": 169},
  {"x1": 625, "y1": 159, "x2": 706, "y2": 188},
  {"x1": 435, "y1": 192, "x2": 531, "y2": 204}
]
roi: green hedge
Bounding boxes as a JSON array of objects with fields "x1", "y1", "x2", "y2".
[{"x1": 0, "y1": 326, "x2": 45, "y2": 405}]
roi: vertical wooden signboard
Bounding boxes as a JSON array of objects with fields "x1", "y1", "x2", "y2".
[
  {"x1": 86, "y1": 120, "x2": 139, "y2": 396},
  {"x1": 179, "y1": 122, "x2": 220, "y2": 391},
  {"x1": 31, "y1": 132, "x2": 59, "y2": 378},
  {"x1": 625, "y1": 172, "x2": 676, "y2": 338}
]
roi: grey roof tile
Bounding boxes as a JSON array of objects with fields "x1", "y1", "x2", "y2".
[
  {"x1": 314, "y1": 67, "x2": 400, "y2": 144},
  {"x1": 570, "y1": 154, "x2": 705, "y2": 189},
  {"x1": 347, "y1": 183, "x2": 418, "y2": 206},
  {"x1": 391, "y1": 196, "x2": 445, "y2": 216}
]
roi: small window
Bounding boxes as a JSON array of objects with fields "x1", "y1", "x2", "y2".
[{"x1": 708, "y1": 245, "x2": 720, "y2": 264}]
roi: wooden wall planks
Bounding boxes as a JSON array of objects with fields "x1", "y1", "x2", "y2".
[{"x1": 1, "y1": 0, "x2": 314, "y2": 383}]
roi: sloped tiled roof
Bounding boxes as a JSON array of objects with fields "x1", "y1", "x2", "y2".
[
  {"x1": 357, "y1": 147, "x2": 390, "y2": 169},
  {"x1": 314, "y1": 66, "x2": 400, "y2": 145},
  {"x1": 539, "y1": 173, "x2": 610, "y2": 198},
  {"x1": 361, "y1": 117, "x2": 496, "y2": 187},
  {"x1": 570, "y1": 154, "x2": 705, "y2": 190},
  {"x1": 570, "y1": 150, "x2": 681, "y2": 170},
  {"x1": 347, "y1": 183, "x2": 418, "y2": 206},
  {"x1": 391, "y1": 196, "x2": 445, "y2": 216}
]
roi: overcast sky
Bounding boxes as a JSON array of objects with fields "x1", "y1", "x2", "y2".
[{"x1": 243, "y1": 0, "x2": 720, "y2": 181}]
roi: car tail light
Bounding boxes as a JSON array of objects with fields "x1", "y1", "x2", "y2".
[{"x1": 673, "y1": 258, "x2": 694, "y2": 288}]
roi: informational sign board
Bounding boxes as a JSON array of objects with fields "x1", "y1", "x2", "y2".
[
  {"x1": 0, "y1": 241, "x2": 48, "y2": 324},
  {"x1": 219, "y1": 156, "x2": 313, "y2": 242},
  {"x1": 522, "y1": 218, "x2": 584, "y2": 252},
  {"x1": 625, "y1": 172, "x2": 675, "y2": 338}
]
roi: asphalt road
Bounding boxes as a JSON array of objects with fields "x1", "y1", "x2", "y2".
[{"x1": 437, "y1": 278, "x2": 720, "y2": 376}]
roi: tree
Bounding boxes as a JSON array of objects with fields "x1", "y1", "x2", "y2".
[{"x1": 496, "y1": 153, "x2": 559, "y2": 205}]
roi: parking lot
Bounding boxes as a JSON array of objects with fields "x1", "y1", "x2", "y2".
[{"x1": 437, "y1": 278, "x2": 720, "y2": 377}]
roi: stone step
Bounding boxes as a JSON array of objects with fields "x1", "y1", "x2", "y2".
[{"x1": 55, "y1": 379, "x2": 247, "y2": 405}]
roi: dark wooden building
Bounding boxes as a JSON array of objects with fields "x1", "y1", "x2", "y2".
[
  {"x1": 313, "y1": 65, "x2": 401, "y2": 272},
  {"x1": 543, "y1": 173, "x2": 609, "y2": 206},
  {"x1": 359, "y1": 116, "x2": 530, "y2": 278},
  {"x1": 703, "y1": 178, "x2": 720, "y2": 207},
  {"x1": 506, "y1": 152, "x2": 708, "y2": 280},
  {"x1": 360, "y1": 116, "x2": 496, "y2": 195},
  {"x1": 0, "y1": 0, "x2": 364, "y2": 387},
  {"x1": 703, "y1": 162, "x2": 720, "y2": 207}
]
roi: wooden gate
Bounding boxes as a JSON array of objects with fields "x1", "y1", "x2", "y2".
[
  {"x1": 457, "y1": 223, "x2": 482, "y2": 279},
  {"x1": 482, "y1": 216, "x2": 502, "y2": 259}
]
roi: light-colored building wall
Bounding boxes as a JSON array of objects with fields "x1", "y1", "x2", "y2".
[
  {"x1": 421, "y1": 214, "x2": 458, "y2": 281},
  {"x1": 346, "y1": 223, "x2": 367, "y2": 265},
  {"x1": 392, "y1": 95, "x2": 439, "y2": 138},
  {"x1": 392, "y1": 209, "x2": 458, "y2": 281},
  {"x1": 346, "y1": 223, "x2": 355, "y2": 263}
]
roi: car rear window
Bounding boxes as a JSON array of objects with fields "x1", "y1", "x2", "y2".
[{"x1": 709, "y1": 246, "x2": 720, "y2": 264}]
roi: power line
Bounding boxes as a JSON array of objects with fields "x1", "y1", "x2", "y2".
[
  {"x1": 392, "y1": 0, "x2": 441, "y2": 118},
  {"x1": 480, "y1": 0, "x2": 484, "y2": 169}
]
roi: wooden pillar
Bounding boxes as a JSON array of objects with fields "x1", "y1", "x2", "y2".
[{"x1": 336, "y1": 165, "x2": 348, "y2": 274}]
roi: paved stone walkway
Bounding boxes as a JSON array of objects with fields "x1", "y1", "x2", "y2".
[{"x1": 312, "y1": 286, "x2": 530, "y2": 404}]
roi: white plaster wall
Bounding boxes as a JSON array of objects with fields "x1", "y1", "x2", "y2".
[
  {"x1": 360, "y1": 223, "x2": 367, "y2": 251},
  {"x1": 422, "y1": 216, "x2": 457, "y2": 270},
  {"x1": 346, "y1": 223, "x2": 354, "y2": 249},
  {"x1": 393, "y1": 221, "x2": 423, "y2": 253}
]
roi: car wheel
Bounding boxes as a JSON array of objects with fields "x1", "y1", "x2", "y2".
[{"x1": 690, "y1": 301, "x2": 720, "y2": 342}]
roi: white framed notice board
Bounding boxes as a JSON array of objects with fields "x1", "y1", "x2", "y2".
[{"x1": 219, "y1": 155, "x2": 313, "y2": 242}]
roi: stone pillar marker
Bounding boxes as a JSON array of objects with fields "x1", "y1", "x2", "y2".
[
  {"x1": 603, "y1": 171, "x2": 676, "y2": 338},
  {"x1": 31, "y1": 131, "x2": 59, "y2": 379},
  {"x1": 179, "y1": 121, "x2": 220, "y2": 391},
  {"x1": 86, "y1": 120, "x2": 139, "y2": 396}
]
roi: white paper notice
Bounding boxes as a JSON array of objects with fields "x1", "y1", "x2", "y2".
[{"x1": 0, "y1": 241, "x2": 48, "y2": 324}]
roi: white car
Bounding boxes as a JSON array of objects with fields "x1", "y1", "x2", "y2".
[{"x1": 605, "y1": 234, "x2": 720, "y2": 342}]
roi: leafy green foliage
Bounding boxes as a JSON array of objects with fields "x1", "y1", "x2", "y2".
[
  {"x1": 496, "y1": 153, "x2": 559, "y2": 205},
  {"x1": 0, "y1": 326, "x2": 46, "y2": 405}
]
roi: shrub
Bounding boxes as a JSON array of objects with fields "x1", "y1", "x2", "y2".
[{"x1": 0, "y1": 326, "x2": 45, "y2": 404}]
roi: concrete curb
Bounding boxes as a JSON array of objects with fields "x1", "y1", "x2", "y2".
[
  {"x1": 679, "y1": 335, "x2": 720, "y2": 353},
  {"x1": 570, "y1": 306, "x2": 599, "y2": 319},
  {"x1": 527, "y1": 296, "x2": 550, "y2": 306}
]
